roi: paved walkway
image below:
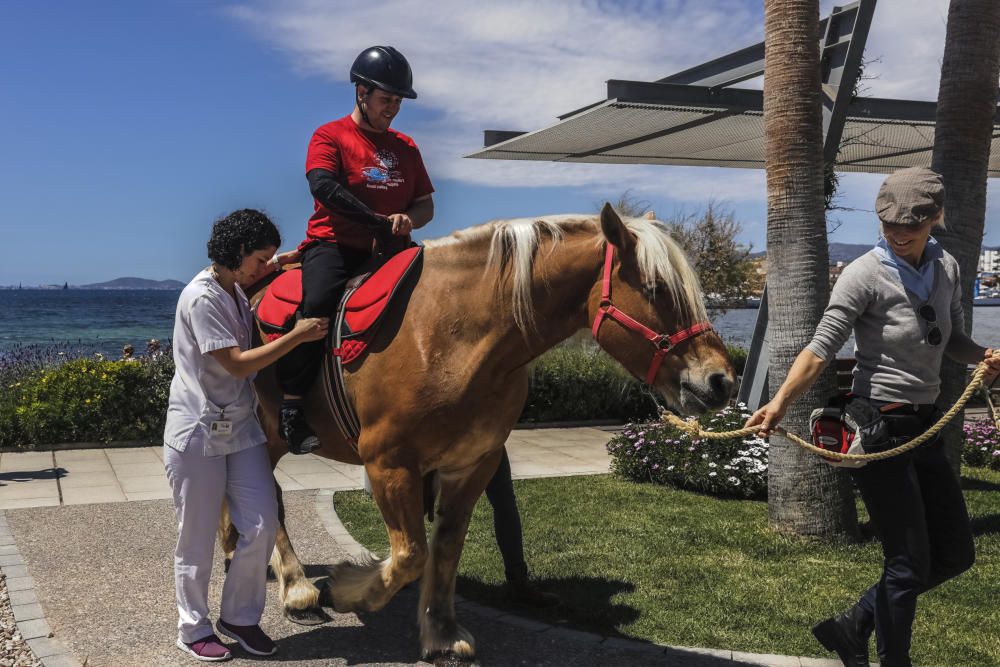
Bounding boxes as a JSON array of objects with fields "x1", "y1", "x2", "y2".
[
  {"x1": 0, "y1": 427, "x2": 847, "y2": 666},
  {"x1": 0, "y1": 427, "x2": 614, "y2": 510}
]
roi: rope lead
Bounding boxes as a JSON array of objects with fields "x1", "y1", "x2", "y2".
[{"x1": 662, "y1": 363, "x2": 990, "y2": 462}]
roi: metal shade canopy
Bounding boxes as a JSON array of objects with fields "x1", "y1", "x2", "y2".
[{"x1": 468, "y1": 81, "x2": 1000, "y2": 177}]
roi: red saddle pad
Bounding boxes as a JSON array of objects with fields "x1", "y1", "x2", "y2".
[{"x1": 254, "y1": 246, "x2": 423, "y2": 351}]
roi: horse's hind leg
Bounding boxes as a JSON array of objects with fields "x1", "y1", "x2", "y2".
[
  {"x1": 419, "y1": 450, "x2": 502, "y2": 660},
  {"x1": 319, "y1": 462, "x2": 427, "y2": 613}
]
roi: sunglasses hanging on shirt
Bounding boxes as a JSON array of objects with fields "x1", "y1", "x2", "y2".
[{"x1": 918, "y1": 304, "x2": 942, "y2": 346}]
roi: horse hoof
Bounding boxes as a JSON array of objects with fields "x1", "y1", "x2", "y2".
[
  {"x1": 429, "y1": 652, "x2": 479, "y2": 667},
  {"x1": 316, "y1": 578, "x2": 336, "y2": 608},
  {"x1": 283, "y1": 606, "x2": 331, "y2": 626}
]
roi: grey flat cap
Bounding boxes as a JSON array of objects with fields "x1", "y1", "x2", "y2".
[{"x1": 875, "y1": 167, "x2": 945, "y2": 226}]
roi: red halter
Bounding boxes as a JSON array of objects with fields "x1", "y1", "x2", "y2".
[{"x1": 591, "y1": 243, "x2": 714, "y2": 385}]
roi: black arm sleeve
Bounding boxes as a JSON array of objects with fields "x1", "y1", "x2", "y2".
[{"x1": 306, "y1": 168, "x2": 387, "y2": 228}]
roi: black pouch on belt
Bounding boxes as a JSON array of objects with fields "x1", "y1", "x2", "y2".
[{"x1": 842, "y1": 396, "x2": 893, "y2": 453}]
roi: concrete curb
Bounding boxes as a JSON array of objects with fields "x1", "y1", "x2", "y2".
[
  {"x1": 0, "y1": 511, "x2": 83, "y2": 667},
  {"x1": 315, "y1": 491, "x2": 845, "y2": 667}
]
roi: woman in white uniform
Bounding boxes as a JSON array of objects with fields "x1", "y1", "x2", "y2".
[{"x1": 164, "y1": 209, "x2": 328, "y2": 661}]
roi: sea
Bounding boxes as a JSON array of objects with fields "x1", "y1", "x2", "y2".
[{"x1": 4, "y1": 288, "x2": 1000, "y2": 359}]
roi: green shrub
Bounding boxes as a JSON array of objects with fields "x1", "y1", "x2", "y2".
[
  {"x1": 520, "y1": 345, "x2": 658, "y2": 423},
  {"x1": 726, "y1": 344, "x2": 748, "y2": 375},
  {"x1": 0, "y1": 356, "x2": 173, "y2": 447},
  {"x1": 607, "y1": 404, "x2": 768, "y2": 499}
]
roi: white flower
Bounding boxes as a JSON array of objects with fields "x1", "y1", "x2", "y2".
[
  {"x1": 667, "y1": 465, "x2": 675, "y2": 471},
  {"x1": 709, "y1": 472, "x2": 718, "y2": 477},
  {"x1": 709, "y1": 462, "x2": 717, "y2": 468}
]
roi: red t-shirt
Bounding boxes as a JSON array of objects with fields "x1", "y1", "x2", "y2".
[{"x1": 303, "y1": 115, "x2": 434, "y2": 250}]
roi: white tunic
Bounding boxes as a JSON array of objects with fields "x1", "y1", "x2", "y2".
[{"x1": 164, "y1": 269, "x2": 265, "y2": 456}]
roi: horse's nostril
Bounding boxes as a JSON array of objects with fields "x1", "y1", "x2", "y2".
[{"x1": 709, "y1": 372, "x2": 734, "y2": 400}]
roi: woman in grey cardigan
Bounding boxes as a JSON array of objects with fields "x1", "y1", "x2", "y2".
[{"x1": 746, "y1": 168, "x2": 1000, "y2": 667}]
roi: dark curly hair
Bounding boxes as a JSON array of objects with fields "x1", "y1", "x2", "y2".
[{"x1": 207, "y1": 209, "x2": 282, "y2": 271}]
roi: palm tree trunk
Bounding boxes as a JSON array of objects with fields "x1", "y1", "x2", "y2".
[
  {"x1": 931, "y1": 0, "x2": 1000, "y2": 473},
  {"x1": 764, "y1": 0, "x2": 857, "y2": 538}
]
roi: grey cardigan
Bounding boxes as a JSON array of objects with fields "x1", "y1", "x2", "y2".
[{"x1": 805, "y1": 249, "x2": 963, "y2": 404}]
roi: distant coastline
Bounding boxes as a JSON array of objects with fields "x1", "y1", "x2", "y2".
[{"x1": 1, "y1": 277, "x2": 184, "y2": 290}]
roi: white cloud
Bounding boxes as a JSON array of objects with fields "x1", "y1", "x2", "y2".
[{"x1": 227, "y1": 0, "x2": 958, "y2": 202}]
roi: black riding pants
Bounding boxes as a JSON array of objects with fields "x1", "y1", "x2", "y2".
[
  {"x1": 850, "y1": 405, "x2": 975, "y2": 666},
  {"x1": 277, "y1": 242, "x2": 370, "y2": 396},
  {"x1": 484, "y1": 448, "x2": 528, "y2": 582}
]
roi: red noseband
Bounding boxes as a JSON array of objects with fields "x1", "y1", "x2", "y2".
[{"x1": 591, "y1": 243, "x2": 714, "y2": 385}]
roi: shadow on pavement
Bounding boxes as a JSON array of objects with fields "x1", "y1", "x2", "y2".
[{"x1": 0, "y1": 467, "x2": 66, "y2": 485}]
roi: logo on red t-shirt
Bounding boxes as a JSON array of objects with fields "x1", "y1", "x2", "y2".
[{"x1": 361, "y1": 149, "x2": 403, "y2": 189}]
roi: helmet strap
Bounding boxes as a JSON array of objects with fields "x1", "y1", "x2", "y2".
[{"x1": 356, "y1": 85, "x2": 374, "y2": 129}]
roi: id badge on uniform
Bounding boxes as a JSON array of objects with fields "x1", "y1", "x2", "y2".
[{"x1": 211, "y1": 420, "x2": 233, "y2": 437}]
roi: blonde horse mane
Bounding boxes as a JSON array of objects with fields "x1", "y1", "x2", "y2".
[{"x1": 425, "y1": 213, "x2": 708, "y2": 333}]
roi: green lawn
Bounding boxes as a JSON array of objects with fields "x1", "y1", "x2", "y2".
[{"x1": 335, "y1": 469, "x2": 1000, "y2": 666}]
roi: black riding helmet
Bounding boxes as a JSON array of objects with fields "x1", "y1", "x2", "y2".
[{"x1": 350, "y1": 46, "x2": 417, "y2": 99}]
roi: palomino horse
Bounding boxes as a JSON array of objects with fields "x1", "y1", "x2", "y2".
[{"x1": 226, "y1": 203, "x2": 735, "y2": 660}]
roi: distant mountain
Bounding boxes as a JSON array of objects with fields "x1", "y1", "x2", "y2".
[
  {"x1": 750, "y1": 242, "x2": 872, "y2": 265},
  {"x1": 79, "y1": 277, "x2": 185, "y2": 290}
]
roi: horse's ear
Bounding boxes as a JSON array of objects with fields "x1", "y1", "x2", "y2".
[
  {"x1": 600, "y1": 202, "x2": 636, "y2": 255},
  {"x1": 643, "y1": 211, "x2": 656, "y2": 220}
]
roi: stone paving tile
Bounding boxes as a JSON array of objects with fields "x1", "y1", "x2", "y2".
[
  {"x1": 273, "y1": 469, "x2": 305, "y2": 491},
  {"x1": 0, "y1": 553, "x2": 26, "y2": 566},
  {"x1": 8, "y1": 588, "x2": 38, "y2": 606},
  {"x1": 53, "y1": 449, "x2": 108, "y2": 462},
  {"x1": 287, "y1": 472, "x2": 361, "y2": 490},
  {"x1": 733, "y1": 651, "x2": 802, "y2": 666},
  {"x1": 62, "y1": 485, "x2": 127, "y2": 505},
  {"x1": 0, "y1": 452, "x2": 53, "y2": 471},
  {"x1": 117, "y1": 474, "x2": 171, "y2": 494},
  {"x1": 0, "y1": 481, "x2": 60, "y2": 500},
  {"x1": 275, "y1": 458, "x2": 334, "y2": 475},
  {"x1": 104, "y1": 449, "x2": 159, "y2": 465},
  {"x1": 124, "y1": 490, "x2": 173, "y2": 502},
  {"x1": 5, "y1": 576, "x2": 36, "y2": 592},
  {"x1": 0, "y1": 498, "x2": 59, "y2": 509},
  {"x1": 26, "y1": 636, "x2": 65, "y2": 658},
  {"x1": 12, "y1": 602, "x2": 45, "y2": 621},
  {"x1": 16, "y1": 617, "x2": 52, "y2": 640},
  {"x1": 39, "y1": 655, "x2": 83, "y2": 667},
  {"x1": 110, "y1": 461, "x2": 167, "y2": 478},
  {"x1": 800, "y1": 658, "x2": 845, "y2": 667},
  {"x1": 51, "y1": 458, "x2": 113, "y2": 473},
  {"x1": 58, "y1": 470, "x2": 120, "y2": 489}
]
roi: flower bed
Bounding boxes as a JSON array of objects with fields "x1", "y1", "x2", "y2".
[
  {"x1": 607, "y1": 403, "x2": 768, "y2": 499},
  {"x1": 962, "y1": 418, "x2": 1000, "y2": 470}
]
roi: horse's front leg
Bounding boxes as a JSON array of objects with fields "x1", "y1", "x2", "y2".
[
  {"x1": 419, "y1": 449, "x2": 502, "y2": 661},
  {"x1": 319, "y1": 460, "x2": 427, "y2": 613},
  {"x1": 270, "y1": 475, "x2": 330, "y2": 625}
]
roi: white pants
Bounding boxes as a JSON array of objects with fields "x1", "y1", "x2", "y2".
[{"x1": 164, "y1": 443, "x2": 278, "y2": 643}]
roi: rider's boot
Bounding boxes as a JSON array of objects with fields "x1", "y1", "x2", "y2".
[{"x1": 280, "y1": 401, "x2": 320, "y2": 455}]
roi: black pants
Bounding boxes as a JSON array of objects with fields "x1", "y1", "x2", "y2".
[
  {"x1": 484, "y1": 448, "x2": 527, "y2": 582},
  {"x1": 277, "y1": 242, "x2": 370, "y2": 396},
  {"x1": 850, "y1": 405, "x2": 975, "y2": 665}
]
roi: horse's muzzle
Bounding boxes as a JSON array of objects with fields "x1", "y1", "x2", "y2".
[{"x1": 680, "y1": 372, "x2": 734, "y2": 413}]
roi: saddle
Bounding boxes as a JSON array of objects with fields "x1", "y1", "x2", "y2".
[{"x1": 255, "y1": 245, "x2": 424, "y2": 444}]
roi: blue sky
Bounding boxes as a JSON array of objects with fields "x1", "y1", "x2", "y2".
[{"x1": 1, "y1": 0, "x2": 996, "y2": 285}]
